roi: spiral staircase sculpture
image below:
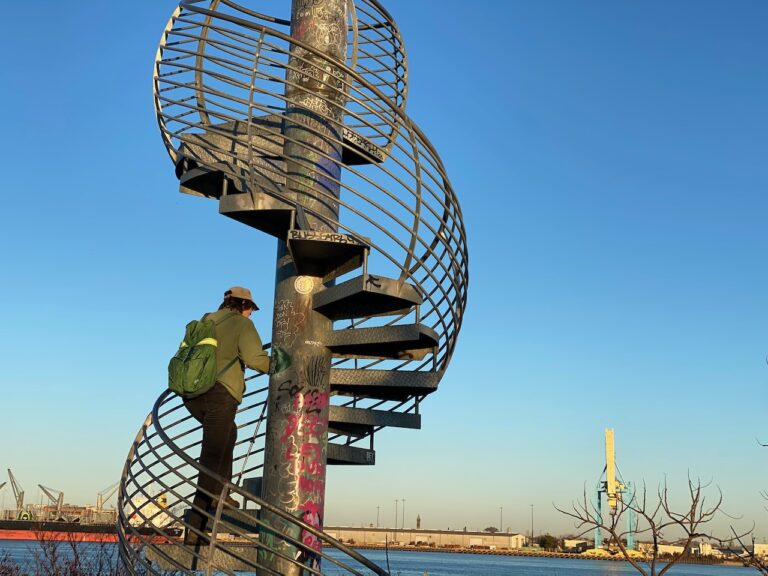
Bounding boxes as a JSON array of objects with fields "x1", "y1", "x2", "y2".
[{"x1": 118, "y1": 1, "x2": 468, "y2": 574}]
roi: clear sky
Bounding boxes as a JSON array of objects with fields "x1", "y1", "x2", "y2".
[{"x1": 0, "y1": 0, "x2": 766, "y2": 540}]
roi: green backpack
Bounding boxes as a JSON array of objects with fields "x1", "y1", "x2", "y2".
[{"x1": 168, "y1": 312, "x2": 238, "y2": 399}]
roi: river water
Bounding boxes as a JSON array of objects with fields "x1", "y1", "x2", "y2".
[
  {"x1": 332, "y1": 549, "x2": 750, "y2": 576},
  {"x1": 0, "y1": 540, "x2": 751, "y2": 575}
]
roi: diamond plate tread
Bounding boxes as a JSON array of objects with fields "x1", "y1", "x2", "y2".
[
  {"x1": 313, "y1": 275, "x2": 422, "y2": 320},
  {"x1": 330, "y1": 405, "x2": 420, "y2": 432},
  {"x1": 326, "y1": 324, "x2": 438, "y2": 360},
  {"x1": 327, "y1": 442, "x2": 376, "y2": 466},
  {"x1": 287, "y1": 229, "x2": 369, "y2": 282},
  {"x1": 177, "y1": 117, "x2": 383, "y2": 173},
  {"x1": 330, "y1": 368, "x2": 439, "y2": 401},
  {"x1": 176, "y1": 119, "x2": 385, "y2": 208},
  {"x1": 176, "y1": 116, "x2": 284, "y2": 196}
]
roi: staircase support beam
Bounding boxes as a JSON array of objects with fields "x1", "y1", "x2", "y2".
[{"x1": 259, "y1": 2, "x2": 348, "y2": 574}]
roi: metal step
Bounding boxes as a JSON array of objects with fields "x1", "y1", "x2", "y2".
[
  {"x1": 176, "y1": 115, "x2": 284, "y2": 198},
  {"x1": 178, "y1": 164, "x2": 228, "y2": 198},
  {"x1": 176, "y1": 119, "x2": 385, "y2": 200},
  {"x1": 329, "y1": 405, "x2": 420, "y2": 436},
  {"x1": 327, "y1": 442, "x2": 376, "y2": 466},
  {"x1": 327, "y1": 324, "x2": 438, "y2": 360},
  {"x1": 341, "y1": 127, "x2": 387, "y2": 165},
  {"x1": 287, "y1": 229, "x2": 368, "y2": 282},
  {"x1": 219, "y1": 190, "x2": 294, "y2": 238},
  {"x1": 313, "y1": 275, "x2": 421, "y2": 320},
  {"x1": 330, "y1": 368, "x2": 439, "y2": 400}
]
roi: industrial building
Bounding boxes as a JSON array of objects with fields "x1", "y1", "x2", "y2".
[{"x1": 324, "y1": 526, "x2": 528, "y2": 549}]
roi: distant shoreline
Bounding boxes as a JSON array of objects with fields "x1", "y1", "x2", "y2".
[{"x1": 349, "y1": 544, "x2": 744, "y2": 567}]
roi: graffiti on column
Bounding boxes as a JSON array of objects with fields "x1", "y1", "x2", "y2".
[
  {"x1": 275, "y1": 354, "x2": 330, "y2": 569},
  {"x1": 274, "y1": 299, "x2": 306, "y2": 346}
]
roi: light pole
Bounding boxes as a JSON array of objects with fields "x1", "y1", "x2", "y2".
[
  {"x1": 530, "y1": 504, "x2": 534, "y2": 547},
  {"x1": 499, "y1": 507, "x2": 503, "y2": 533},
  {"x1": 402, "y1": 499, "x2": 406, "y2": 529},
  {"x1": 376, "y1": 506, "x2": 380, "y2": 528},
  {"x1": 395, "y1": 500, "x2": 399, "y2": 532}
]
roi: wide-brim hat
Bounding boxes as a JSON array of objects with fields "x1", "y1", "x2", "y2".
[{"x1": 225, "y1": 286, "x2": 259, "y2": 310}]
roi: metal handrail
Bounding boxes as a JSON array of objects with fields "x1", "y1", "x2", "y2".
[{"x1": 118, "y1": 388, "x2": 390, "y2": 576}]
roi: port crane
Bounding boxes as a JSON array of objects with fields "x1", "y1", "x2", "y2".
[
  {"x1": 96, "y1": 482, "x2": 119, "y2": 512},
  {"x1": 39, "y1": 485, "x2": 66, "y2": 521},
  {"x1": 7, "y1": 469, "x2": 29, "y2": 520},
  {"x1": 595, "y1": 429, "x2": 635, "y2": 550},
  {"x1": 39, "y1": 484, "x2": 84, "y2": 522}
]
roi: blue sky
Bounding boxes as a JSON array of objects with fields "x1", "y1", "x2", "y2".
[{"x1": 1, "y1": 0, "x2": 766, "y2": 539}]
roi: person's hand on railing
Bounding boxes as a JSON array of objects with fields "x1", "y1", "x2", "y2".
[{"x1": 270, "y1": 345, "x2": 292, "y2": 375}]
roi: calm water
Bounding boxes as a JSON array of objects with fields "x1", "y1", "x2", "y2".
[
  {"x1": 0, "y1": 539, "x2": 121, "y2": 572},
  {"x1": 324, "y1": 549, "x2": 751, "y2": 576},
  {"x1": 0, "y1": 540, "x2": 751, "y2": 576}
]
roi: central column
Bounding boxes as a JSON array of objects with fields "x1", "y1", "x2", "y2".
[{"x1": 259, "y1": 1, "x2": 347, "y2": 573}]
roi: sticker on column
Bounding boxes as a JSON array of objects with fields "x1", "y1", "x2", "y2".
[{"x1": 295, "y1": 276, "x2": 314, "y2": 294}]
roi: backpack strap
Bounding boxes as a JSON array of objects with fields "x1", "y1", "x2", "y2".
[
  {"x1": 213, "y1": 311, "x2": 239, "y2": 326},
  {"x1": 213, "y1": 311, "x2": 240, "y2": 378}
]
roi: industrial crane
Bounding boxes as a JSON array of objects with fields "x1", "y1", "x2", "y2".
[
  {"x1": 7, "y1": 469, "x2": 29, "y2": 520},
  {"x1": 96, "y1": 482, "x2": 119, "y2": 512},
  {"x1": 39, "y1": 485, "x2": 65, "y2": 521},
  {"x1": 595, "y1": 429, "x2": 635, "y2": 550}
]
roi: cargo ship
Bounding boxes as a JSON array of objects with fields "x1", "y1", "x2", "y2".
[
  {"x1": 1, "y1": 470, "x2": 180, "y2": 543},
  {"x1": 0, "y1": 518, "x2": 181, "y2": 543}
]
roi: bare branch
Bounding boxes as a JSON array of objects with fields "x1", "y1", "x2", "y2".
[
  {"x1": 719, "y1": 526, "x2": 768, "y2": 576},
  {"x1": 558, "y1": 476, "x2": 727, "y2": 576}
]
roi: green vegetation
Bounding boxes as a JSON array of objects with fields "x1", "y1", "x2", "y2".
[{"x1": 537, "y1": 534, "x2": 560, "y2": 551}]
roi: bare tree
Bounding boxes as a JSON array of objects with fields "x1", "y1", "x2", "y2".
[
  {"x1": 721, "y1": 527, "x2": 768, "y2": 575},
  {"x1": 556, "y1": 476, "x2": 724, "y2": 576}
]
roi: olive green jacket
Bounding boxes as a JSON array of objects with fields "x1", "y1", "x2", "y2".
[{"x1": 206, "y1": 309, "x2": 270, "y2": 403}]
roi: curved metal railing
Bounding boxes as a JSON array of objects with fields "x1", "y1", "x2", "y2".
[
  {"x1": 153, "y1": 0, "x2": 467, "y2": 377},
  {"x1": 156, "y1": 0, "x2": 407, "y2": 162},
  {"x1": 118, "y1": 381, "x2": 389, "y2": 575}
]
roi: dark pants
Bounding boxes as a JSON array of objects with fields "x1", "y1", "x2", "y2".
[{"x1": 183, "y1": 383, "x2": 238, "y2": 535}]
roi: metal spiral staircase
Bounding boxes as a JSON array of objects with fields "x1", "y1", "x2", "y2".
[{"x1": 118, "y1": 1, "x2": 468, "y2": 574}]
